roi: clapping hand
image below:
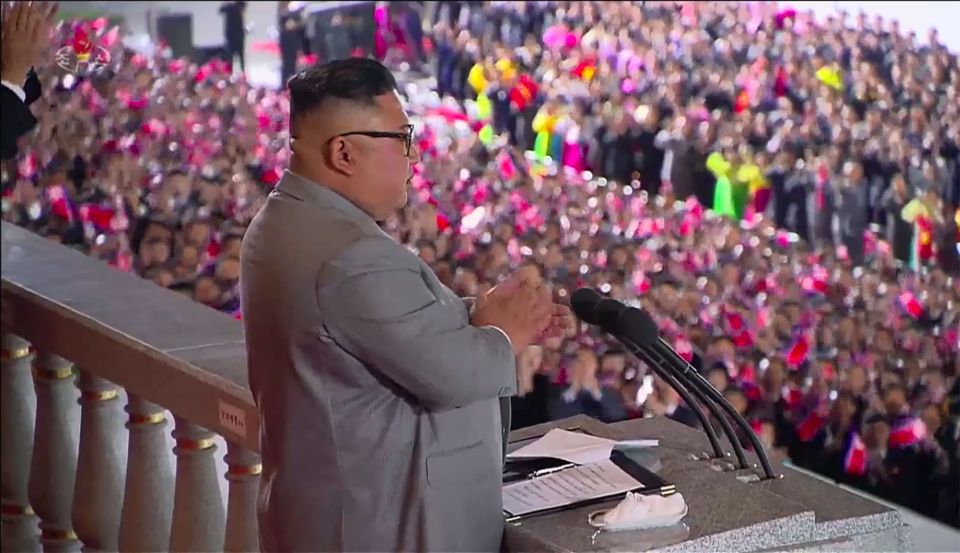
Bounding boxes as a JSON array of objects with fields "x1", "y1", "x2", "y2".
[
  {"x1": 537, "y1": 303, "x2": 575, "y2": 341},
  {"x1": 487, "y1": 270, "x2": 576, "y2": 343},
  {"x1": 470, "y1": 271, "x2": 553, "y2": 355},
  {"x1": 1, "y1": 1, "x2": 59, "y2": 86}
]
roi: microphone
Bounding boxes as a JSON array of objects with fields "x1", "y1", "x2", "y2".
[
  {"x1": 570, "y1": 287, "x2": 604, "y2": 325},
  {"x1": 570, "y1": 288, "x2": 726, "y2": 462},
  {"x1": 608, "y1": 302, "x2": 777, "y2": 480},
  {"x1": 596, "y1": 296, "x2": 749, "y2": 469}
]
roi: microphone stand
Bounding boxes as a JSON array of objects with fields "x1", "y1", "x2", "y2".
[
  {"x1": 648, "y1": 337, "x2": 779, "y2": 481},
  {"x1": 621, "y1": 336, "x2": 749, "y2": 469},
  {"x1": 616, "y1": 339, "x2": 727, "y2": 462}
]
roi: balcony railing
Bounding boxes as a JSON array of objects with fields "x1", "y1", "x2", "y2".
[{"x1": 1, "y1": 221, "x2": 260, "y2": 552}]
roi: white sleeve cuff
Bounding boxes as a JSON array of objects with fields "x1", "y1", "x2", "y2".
[
  {"x1": 486, "y1": 325, "x2": 512, "y2": 347},
  {"x1": 1, "y1": 80, "x2": 26, "y2": 102}
]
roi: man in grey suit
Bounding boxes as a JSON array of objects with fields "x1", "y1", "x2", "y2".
[{"x1": 240, "y1": 58, "x2": 573, "y2": 552}]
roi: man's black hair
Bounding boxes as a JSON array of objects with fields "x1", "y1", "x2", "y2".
[
  {"x1": 883, "y1": 381, "x2": 905, "y2": 397},
  {"x1": 222, "y1": 233, "x2": 245, "y2": 246},
  {"x1": 722, "y1": 384, "x2": 746, "y2": 398},
  {"x1": 706, "y1": 362, "x2": 729, "y2": 377},
  {"x1": 601, "y1": 346, "x2": 626, "y2": 358},
  {"x1": 527, "y1": 260, "x2": 548, "y2": 277},
  {"x1": 288, "y1": 58, "x2": 398, "y2": 126}
]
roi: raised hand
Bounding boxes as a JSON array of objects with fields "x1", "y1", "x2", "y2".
[
  {"x1": 537, "y1": 303, "x2": 576, "y2": 341},
  {"x1": 1, "y1": 2, "x2": 59, "y2": 86},
  {"x1": 470, "y1": 278, "x2": 553, "y2": 355}
]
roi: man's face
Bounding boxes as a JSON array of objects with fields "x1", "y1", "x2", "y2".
[
  {"x1": 345, "y1": 92, "x2": 417, "y2": 220},
  {"x1": 864, "y1": 422, "x2": 889, "y2": 450},
  {"x1": 149, "y1": 241, "x2": 171, "y2": 266},
  {"x1": 418, "y1": 244, "x2": 436, "y2": 265},
  {"x1": 489, "y1": 243, "x2": 508, "y2": 268},
  {"x1": 658, "y1": 284, "x2": 679, "y2": 312},
  {"x1": 609, "y1": 247, "x2": 629, "y2": 269},
  {"x1": 145, "y1": 222, "x2": 173, "y2": 243},
  {"x1": 495, "y1": 223, "x2": 514, "y2": 241},
  {"x1": 720, "y1": 263, "x2": 739, "y2": 287},
  {"x1": 847, "y1": 366, "x2": 867, "y2": 395},
  {"x1": 600, "y1": 353, "x2": 626, "y2": 379},
  {"x1": 875, "y1": 329, "x2": 893, "y2": 352},
  {"x1": 188, "y1": 223, "x2": 211, "y2": 247},
  {"x1": 216, "y1": 258, "x2": 241, "y2": 286},
  {"x1": 179, "y1": 246, "x2": 199, "y2": 268},
  {"x1": 724, "y1": 390, "x2": 748, "y2": 415},
  {"x1": 544, "y1": 245, "x2": 563, "y2": 269},
  {"x1": 838, "y1": 318, "x2": 856, "y2": 345},
  {"x1": 831, "y1": 396, "x2": 856, "y2": 422},
  {"x1": 151, "y1": 269, "x2": 174, "y2": 288},
  {"x1": 193, "y1": 277, "x2": 221, "y2": 306},
  {"x1": 221, "y1": 238, "x2": 243, "y2": 259},
  {"x1": 883, "y1": 388, "x2": 906, "y2": 416}
]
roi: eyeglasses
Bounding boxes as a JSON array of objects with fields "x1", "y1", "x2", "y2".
[{"x1": 332, "y1": 124, "x2": 415, "y2": 157}]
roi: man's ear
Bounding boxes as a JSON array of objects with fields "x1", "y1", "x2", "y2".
[
  {"x1": 289, "y1": 137, "x2": 313, "y2": 162},
  {"x1": 328, "y1": 137, "x2": 356, "y2": 176}
]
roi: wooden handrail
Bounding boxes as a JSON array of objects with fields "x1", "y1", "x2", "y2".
[{"x1": 1, "y1": 221, "x2": 259, "y2": 452}]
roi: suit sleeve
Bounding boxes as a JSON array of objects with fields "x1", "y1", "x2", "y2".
[
  {"x1": 317, "y1": 236, "x2": 517, "y2": 410},
  {"x1": 1, "y1": 84, "x2": 38, "y2": 161}
]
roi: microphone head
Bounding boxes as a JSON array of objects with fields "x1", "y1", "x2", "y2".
[
  {"x1": 617, "y1": 307, "x2": 661, "y2": 347},
  {"x1": 595, "y1": 298, "x2": 627, "y2": 334},
  {"x1": 570, "y1": 288, "x2": 604, "y2": 324}
]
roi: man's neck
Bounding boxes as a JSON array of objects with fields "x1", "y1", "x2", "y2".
[{"x1": 287, "y1": 168, "x2": 380, "y2": 221}]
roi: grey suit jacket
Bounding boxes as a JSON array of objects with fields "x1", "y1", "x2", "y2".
[{"x1": 240, "y1": 172, "x2": 517, "y2": 552}]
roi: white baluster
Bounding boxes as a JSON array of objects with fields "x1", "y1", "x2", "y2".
[
  {"x1": 118, "y1": 397, "x2": 173, "y2": 552},
  {"x1": 224, "y1": 443, "x2": 261, "y2": 552},
  {"x1": 1, "y1": 335, "x2": 39, "y2": 552},
  {"x1": 72, "y1": 371, "x2": 125, "y2": 551},
  {"x1": 169, "y1": 417, "x2": 225, "y2": 552},
  {"x1": 28, "y1": 352, "x2": 80, "y2": 552}
]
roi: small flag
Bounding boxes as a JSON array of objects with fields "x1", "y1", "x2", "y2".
[
  {"x1": 786, "y1": 335, "x2": 809, "y2": 368},
  {"x1": 796, "y1": 412, "x2": 825, "y2": 442},
  {"x1": 897, "y1": 291, "x2": 924, "y2": 319},
  {"x1": 844, "y1": 433, "x2": 867, "y2": 476},
  {"x1": 889, "y1": 418, "x2": 926, "y2": 449},
  {"x1": 674, "y1": 335, "x2": 694, "y2": 363},
  {"x1": 46, "y1": 185, "x2": 75, "y2": 224},
  {"x1": 436, "y1": 212, "x2": 450, "y2": 233},
  {"x1": 631, "y1": 270, "x2": 650, "y2": 295},
  {"x1": 783, "y1": 387, "x2": 803, "y2": 409},
  {"x1": 509, "y1": 74, "x2": 538, "y2": 111}
]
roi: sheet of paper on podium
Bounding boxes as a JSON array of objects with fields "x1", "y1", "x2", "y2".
[
  {"x1": 507, "y1": 428, "x2": 654, "y2": 465},
  {"x1": 502, "y1": 458, "x2": 643, "y2": 517}
]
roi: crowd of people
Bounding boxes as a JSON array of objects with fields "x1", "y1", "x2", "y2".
[{"x1": 1, "y1": 1, "x2": 957, "y2": 527}]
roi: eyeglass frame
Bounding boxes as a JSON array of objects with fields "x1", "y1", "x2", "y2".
[{"x1": 329, "y1": 124, "x2": 415, "y2": 157}]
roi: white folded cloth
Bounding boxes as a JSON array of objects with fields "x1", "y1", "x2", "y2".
[{"x1": 603, "y1": 492, "x2": 686, "y2": 526}]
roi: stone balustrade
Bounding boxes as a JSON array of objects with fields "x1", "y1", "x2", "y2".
[{"x1": 1, "y1": 222, "x2": 260, "y2": 552}]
